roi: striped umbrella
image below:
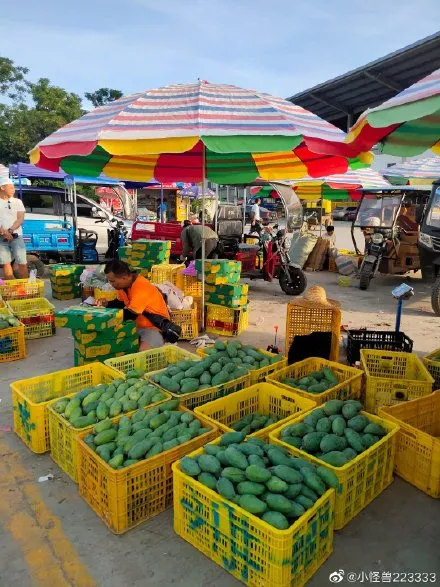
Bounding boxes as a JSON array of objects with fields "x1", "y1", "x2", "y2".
[
  {"x1": 30, "y1": 80, "x2": 371, "y2": 183},
  {"x1": 291, "y1": 168, "x2": 391, "y2": 201},
  {"x1": 346, "y1": 68, "x2": 440, "y2": 157},
  {"x1": 382, "y1": 157, "x2": 440, "y2": 180}
]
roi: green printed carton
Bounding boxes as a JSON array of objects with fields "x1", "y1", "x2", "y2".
[{"x1": 55, "y1": 306, "x2": 123, "y2": 331}]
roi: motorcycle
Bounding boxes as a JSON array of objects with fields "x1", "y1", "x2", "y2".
[
  {"x1": 240, "y1": 225, "x2": 307, "y2": 295},
  {"x1": 359, "y1": 227, "x2": 393, "y2": 290}
]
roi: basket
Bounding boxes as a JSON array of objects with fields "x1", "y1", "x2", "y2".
[
  {"x1": 270, "y1": 410, "x2": 399, "y2": 529},
  {"x1": 285, "y1": 301, "x2": 341, "y2": 361},
  {"x1": 197, "y1": 343, "x2": 287, "y2": 384},
  {"x1": 150, "y1": 372, "x2": 251, "y2": 410},
  {"x1": 378, "y1": 392, "x2": 440, "y2": 498},
  {"x1": 194, "y1": 382, "x2": 316, "y2": 440},
  {"x1": 0, "y1": 278, "x2": 45, "y2": 300},
  {"x1": 48, "y1": 390, "x2": 171, "y2": 483},
  {"x1": 0, "y1": 322, "x2": 25, "y2": 363},
  {"x1": 104, "y1": 345, "x2": 199, "y2": 377},
  {"x1": 205, "y1": 303, "x2": 248, "y2": 337},
  {"x1": 175, "y1": 272, "x2": 202, "y2": 296},
  {"x1": 360, "y1": 350, "x2": 434, "y2": 414},
  {"x1": 151, "y1": 263, "x2": 185, "y2": 285},
  {"x1": 173, "y1": 440, "x2": 335, "y2": 587},
  {"x1": 93, "y1": 288, "x2": 117, "y2": 301},
  {"x1": 170, "y1": 305, "x2": 199, "y2": 340},
  {"x1": 7, "y1": 297, "x2": 56, "y2": 339},
  {"x1": 10, "y1": 363, "x2": 122, "y2": 454},
  {"x1": 77, "y1": 408, "x2": 218, "y2": 534},
  {"x1": 267, "y1": 358, "x2": 363, "y2": 405},
  {"x1": 346, "y1": 330, "x2": 413, "y2": 366},
  {"x1": 423, "y1": 348, "x2": 440, "y2": 388}
]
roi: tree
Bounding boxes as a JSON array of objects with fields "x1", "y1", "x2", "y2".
[
  {"x1": 85, "y1": 88, "x2": 123, "y2": 108},
  {"x1": 0, "y1": 56, "x2": 30, "y2": 100},
  {"x1": 0, "y1": 76, "x2": 83, "y2": 164}
]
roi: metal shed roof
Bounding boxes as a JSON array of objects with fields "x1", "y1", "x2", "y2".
[{"x1": 287, "y1": 32, "x2": 440, "y2": 130}]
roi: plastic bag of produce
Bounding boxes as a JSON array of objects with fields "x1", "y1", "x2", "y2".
[{"x1": 289, "y1": 233, "x2": 319, "y2": 268}]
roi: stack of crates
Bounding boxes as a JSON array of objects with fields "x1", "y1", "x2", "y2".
[
  {"x1": 128, "y1": 240, "x2": 171, "y2": 273},
  {"x1": 7, "y1": 298, "x2": 56, "y2": 339},
  {"x1": 55, "y1": 306, "x2": 139, "y2": 366},
  {"x1": 195, "y1": 260, "x2": 248, "y2": 336},
  {"x1": 49, "y1": 264, "x2": 85, "y2": 300}
]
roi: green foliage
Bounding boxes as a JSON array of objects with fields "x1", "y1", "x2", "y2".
[{"x1": 85, "y1": 88, "x2": 123, "y2": 107}]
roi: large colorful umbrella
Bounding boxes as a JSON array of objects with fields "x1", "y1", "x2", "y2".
[
  {"x1": 178, "y1": 186, "x2": 216, "y2": 198},
  {"x1": 346, "y1": 68, "x2": 440, "y2": 157},
  {"x1": 30, "y1": 81, "x2": 371, "y2": 183},
  {"x1": 291, "y1": 168, "x2": 391, "y2": 201},
  {"x1": 382, "y1": 157, "x2": 440, "y2": 180}
]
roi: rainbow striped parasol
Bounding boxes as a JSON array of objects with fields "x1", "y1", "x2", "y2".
[
  {"x1": 30, "y1": 81, "x2": 371, "y2": 183},
  {"x1": 346, "y1": 69, "x2": 440, "y2": 157}
]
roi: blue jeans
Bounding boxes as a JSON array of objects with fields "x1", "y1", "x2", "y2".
[{"x1": 0, "y1": 236, "x2": 27, "y2": 265}]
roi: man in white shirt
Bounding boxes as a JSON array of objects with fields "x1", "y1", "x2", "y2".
[
  {"x1": 0, "y1": 172, "x2": 28, "y2": 279},
  {"x1": 250, "y1": 197, "x2": 262, "y2": 233}
]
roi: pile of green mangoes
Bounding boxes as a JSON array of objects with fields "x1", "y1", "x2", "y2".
[
  {"x1": 280, "y1": 367, "x2": 339, "y2": 394},
  {"x1": 204, "y1": 340, "x2": 283, "y2": 372},
  {"x1": 0, "y1": 315, "x2": 21, "y2": 330},
  {"x1": 279, "y1": 400, "x2": 388, "y2": 467},
  {"x1": 180, "y1": 433, "x2": 339, "y2": 530},
  {"x1": 83, "y1": 400, "x2": 212, "y2": 468},
  {"x1": 52, "y1": 372, "x2": 168, "y2": 429},
  {"x1": 231, "y1": 412, "x2": 282, "y2": 435}
]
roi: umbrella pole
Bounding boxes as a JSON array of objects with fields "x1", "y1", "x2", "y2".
[{"x1": 201, "y1": 148, "x2": 206, "y2": 332}]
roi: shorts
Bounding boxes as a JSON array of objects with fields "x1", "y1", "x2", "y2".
[
  {"x1": 137, "y1": 327, "x2": 165, "y2": 348},
  {"x1": 0, "y1": 237, "x2": 27, "y2": 265}
]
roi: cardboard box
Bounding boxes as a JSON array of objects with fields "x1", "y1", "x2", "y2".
[{"x1": 55, "y1": 307, "x2": 123, "y2": 331}]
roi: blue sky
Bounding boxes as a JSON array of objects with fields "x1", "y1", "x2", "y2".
[{"x1": 3, "y1": 0, "x2": 440, "y2": 105}]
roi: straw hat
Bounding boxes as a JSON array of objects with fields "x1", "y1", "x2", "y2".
[{"x1": 292, "y1": 285, "x2": 340, "y2": 309}]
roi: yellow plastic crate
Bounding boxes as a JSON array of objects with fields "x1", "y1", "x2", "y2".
[
  {"x1": 423, "y1": 348, "x2": 440, "y2": 389},
  {"x1": 379, "y1": 392, "x2": 440, "y2": 498},
  {"x1": 104, "y1": 345, "x2": 199, "y2": 376},
  {"x1": 360, "y1": 350, "x2": 434, "y2": 414},
  {"x1": 0, "y1": 322, "x2": 25, "y2": 363},
  {"x1": 192, "y1": 296, "x2": 203, "y2": 325},
  {"x1": 170, "y1": 305, "x2": 199, "y2": 340},
  {"x1": 205, "y1": 303, "x2": 249, "y2": 337},
  {"x1": 197, "y1": 343, "x2": 287, "y2": 384},
  {"x1": 0, "y1": 278, "x2": 45, "y2": 300},
  {"x1": 77, "y1": 407, "x2": 218, "y2": 534},
  {"x1": 93, "y1": 287, "x2": 118, "y2": 301},
  {"x1": 150, "y1": 371, "x2": 251, "y2": 410},
  {"x1": 0, "y1": 299, "x2": 7, "y2": 310},
  {"x1": 173, "y1": 440, "x2": 335, "y2": 587},
  {"x1": 7, "y1": 297, "x2": 56, "y2": 339},
  {"x1": 10, "y1": 363, "x2": 121, "y2": 454},
  {"x1": 267, "y1": 358, "x2": 363, "y2": 405},
  {"x1": 175, "y1": 273, "x2": 202, "y2": 296},
  {"x1": 270, "y1": 409, "x2": 399, "y2": 530},
  {"x1": 151, "y1": 263, "x2": 185, "y2": 285},
  {"x1": 48, "y1": 389, "x2": 171, "y2": 483},
  {"x1": 328, "y1": 250, "x2": 360, "y2": 273},
  {"x1": 194, "y1": 382, "x2": 316, "y2": 440},
  {"x1": 285, "y1": 300, "x2": 341, "y2": 361}
]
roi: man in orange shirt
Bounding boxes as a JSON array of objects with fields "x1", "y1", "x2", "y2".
[{"x1": 97, "y1": 260, "x2": 170, "y2": 350}]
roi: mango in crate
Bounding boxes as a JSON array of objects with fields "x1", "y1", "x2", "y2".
[
  {"x1": 281, "y1": 366, "x2": 339, "y2": 394},
  {"x1": 0, "y1": 316, "x2": 21, "y2": 329}
]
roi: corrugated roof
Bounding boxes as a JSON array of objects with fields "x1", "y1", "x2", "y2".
[{"x1": 287, "y1": 32, "x2": 440, "y2": 130}]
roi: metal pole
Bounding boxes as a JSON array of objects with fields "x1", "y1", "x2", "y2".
[
  {"x1": 201, "y1": 149, "x2": 206, "y2": 331},
  {"x1": 395, "y1": 299, "x2": 403, "y2": 332},
  {"x1": 160, "y1": 183, "x2": 164, "y2": 223},
  {"x1": 243, "y1": 187, "x2": 247, "y2": 236},
  {"x1": 214, "y1": 184, "x2": 219, "y2": 234}
]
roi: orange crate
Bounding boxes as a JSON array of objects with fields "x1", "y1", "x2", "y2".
[
  {"x1": 270, "y1": 409, "x2": 399, "y2": 529},
  {"x1": 194, "y1": 382, "x2": 316, "y2": 440},
  {"x1": 173, "y1": 440, "x2": 335, "y2": 587},
  {"x1": 176, "y1": 273, "x2": 202, "y2": 296},
  {"x1": 285, "y1": 299, "x2": 341, "y2": 361},
  {"x1": 379, "y1": 392, "x2": 440, "y2": 497},
  {"x1": 77, "y1": 407, "x2": 218, "y2": 533},
  {"x1": 0, "y1": 278, "x2": 45, "y2": 300},
  {"x1": 267, "y1": 357, "x2": 363, "y2": 405},
  {"x1": 10, "y1": 363, "x2": 121, "y2": 454},
  {"x1": 0, "y1": 323, "x2": 25, "y2": 363}
]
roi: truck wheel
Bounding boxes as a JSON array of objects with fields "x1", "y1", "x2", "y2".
[
  {"x1": 27, "y1": 255, "x2": 46, "y2": 278},
  {"x1": 279, "y1": 267, "x2": 307, "y2": 295},
  {"x1": 431, "y1": 277, "x2": 440, "y2": 316},
  {"x1": 359, "y1": 262, "x2": 374, "y2": 290}
]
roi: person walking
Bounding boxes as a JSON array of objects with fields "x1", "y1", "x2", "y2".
[
  {"x1": 250, "y1": 197, "x2": 262, "y2": 234},
  {"x1": 180, "y1": 222, "x2": 219, "y2": 261},
  {"x1": 0, "y1": 167, "x2": 28, "y2": 279}
]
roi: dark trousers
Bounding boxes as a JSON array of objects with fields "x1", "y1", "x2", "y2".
[{"x1": 194, "y1": 238, "x2": 218, "y2": 259}]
